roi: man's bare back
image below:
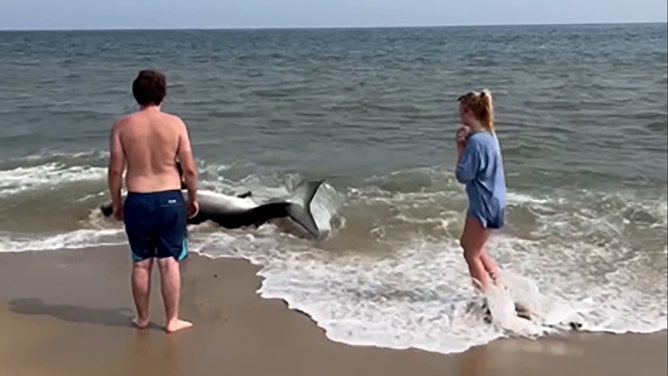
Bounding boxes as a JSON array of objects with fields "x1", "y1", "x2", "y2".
[
  {"x1": 112, "y1": 107, "x2": 188, "y2": 193},
  {"x1": 109, "y1": 105, "x2": 198, "y2": 221}
]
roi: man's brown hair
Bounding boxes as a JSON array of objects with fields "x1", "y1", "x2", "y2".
[{"x1": 132, "y1": 70, "x2": 167, "y2": 106}]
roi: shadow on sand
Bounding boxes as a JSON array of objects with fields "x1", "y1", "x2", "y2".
[{"x1": 8, "y1": 297, "x2": 161, "y2": 330}]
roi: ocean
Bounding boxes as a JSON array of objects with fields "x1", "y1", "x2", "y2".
[{"x1": 0, "y1": 23, "x2": 666, "y2": 353}]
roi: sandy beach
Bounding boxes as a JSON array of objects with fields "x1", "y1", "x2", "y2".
[{"x1": 0, "y1": 246, "x2": 664, "y2": 376}]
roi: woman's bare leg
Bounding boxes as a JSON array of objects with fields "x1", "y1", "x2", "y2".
[
  {"x1": 480, "y1": 251, "x2": 501, "y2": 282},
  {"x1": 460, "y1": 216, "x2": 493, "y2": 292}
]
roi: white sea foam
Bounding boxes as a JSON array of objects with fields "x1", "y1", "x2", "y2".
[
  {"x1": 0, "y1": 229, "x2": 125, "y2": 253},
  {"x1": 0, "y1": 163, "x2": 106, "y2": 197},
  {"x1": 202, "y1": 234, "x2": 663, "y2": 353}
]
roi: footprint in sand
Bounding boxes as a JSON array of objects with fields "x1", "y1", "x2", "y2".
[{"x1": 192, "y1": 296, "x2": 227, "y2": 323}]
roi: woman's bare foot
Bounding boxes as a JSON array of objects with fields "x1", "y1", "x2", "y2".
[
  {"x1": 165, "y1": 319, "x2": 193, "y2": 333},
  {"x1": 132, "y1": 317, "x2": 150, "y2": 329},
  {"x1": 490, "y1": 271, "x2": 507, "y2": 290}
]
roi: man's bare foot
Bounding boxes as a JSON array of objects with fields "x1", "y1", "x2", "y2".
[
  {"x1": 132, "y1": 317, "x2": 150, "y2": 329},
  {"x1": 165, "y1": 319, "x2": 193, "y2": 333}
]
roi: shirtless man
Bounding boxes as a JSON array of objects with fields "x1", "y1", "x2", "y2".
[{"x1": 107, "y1": 70, "x2": 199, "y2": 333}]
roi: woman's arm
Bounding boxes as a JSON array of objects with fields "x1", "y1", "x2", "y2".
[{"x1": 455, "y1": 137, "x2": 481, "y2": 184}]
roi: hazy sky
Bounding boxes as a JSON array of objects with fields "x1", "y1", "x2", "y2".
[{"x1": 1, "y1": 0, "x2": 666, "y2": 30}]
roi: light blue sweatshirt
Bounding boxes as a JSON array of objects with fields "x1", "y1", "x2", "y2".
[{"x1": 456, "y1": 131, "x2": 507, "y2": 229}]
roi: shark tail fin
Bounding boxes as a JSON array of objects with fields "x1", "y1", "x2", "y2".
[{"x1": 285, "y1": 180, "x2": 325, "y2": 239}]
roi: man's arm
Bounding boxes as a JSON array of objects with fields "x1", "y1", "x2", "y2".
[
  {"x1": 176, "y1": 120, "x2": 198, "y2": 203},
  {"x1": 107, "y1": 121, "x2": 125, "y2": 208}
]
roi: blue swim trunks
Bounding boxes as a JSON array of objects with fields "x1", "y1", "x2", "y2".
[
  {"x1": 455, "y1": 131, "x2": 507, "y2": 230},
  {"x1": 123, "y1": 190, "x2": 188, "y2": 262}
]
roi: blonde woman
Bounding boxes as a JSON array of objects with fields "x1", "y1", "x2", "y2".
[{"x1": 454, "y1": 89, "x2": 506, "y2": 293}]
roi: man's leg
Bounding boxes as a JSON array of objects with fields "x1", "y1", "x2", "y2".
[
  {"x1": 123, "y1": 192, "x2": 157, "y2": 329},
  {"x1": 131, "y1": 258, "x2": 153, "y2": 329},
  {"x1": 156, "y1": 191, "x2": 192, "y2": 333},
  {"x1": 157, "y1": 256, "x2": 192, "y2": 333}
]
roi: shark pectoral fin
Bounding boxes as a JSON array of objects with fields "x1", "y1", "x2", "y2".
[
  {"x1": 187, "y1": 212, "x2": 208, "y2": 225},
  {"x1": 100, "y1": 203, "x2": 113, "y2": 217},
  {"x1": 237, "y1": 191, "x2": 252, "y2": 199}
]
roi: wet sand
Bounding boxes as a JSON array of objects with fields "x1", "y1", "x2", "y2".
[{"x1": 0, "y1": 246, "x2": 665, "y2": 376}]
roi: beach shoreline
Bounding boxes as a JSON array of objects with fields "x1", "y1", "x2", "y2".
[{"x1": 0, "y1": 246, "x2": 665, "y2": 376}]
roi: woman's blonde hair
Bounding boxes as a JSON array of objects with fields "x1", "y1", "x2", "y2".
[{"x1": 457, "y1": 89, "x2": 495, "y2": 132}]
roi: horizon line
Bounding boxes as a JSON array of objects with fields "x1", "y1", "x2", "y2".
[{"x1": 0, "y1": 20, "x2": 665, "y2": 32}]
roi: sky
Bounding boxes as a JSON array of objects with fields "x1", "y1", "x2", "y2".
[{"x1": 0, "y1": 0, "x2": 666, "y2": 30}]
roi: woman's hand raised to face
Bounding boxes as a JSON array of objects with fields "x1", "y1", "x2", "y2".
[{"x1": 456, "y1": 125, "x2": 471, "y2": 149}]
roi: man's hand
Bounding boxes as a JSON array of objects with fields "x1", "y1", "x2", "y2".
[
  {"x1": 187, "y1": 200, "x2": 199, "y2": 219},
  {"x1": 177, "y1": 118, "x2": 199, "y2": 219},
  {"x1": 113, "y1": 202, "x2": 124, "y2": 221}
]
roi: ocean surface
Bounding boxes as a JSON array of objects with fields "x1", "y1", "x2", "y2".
[{"x1": 0, "y1": 23, "x2": 666, "y2": 353}]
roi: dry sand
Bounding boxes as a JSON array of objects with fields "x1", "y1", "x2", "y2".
[{"x1": 0, "y1": 246, "x2": 665, "y2": 376}]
